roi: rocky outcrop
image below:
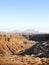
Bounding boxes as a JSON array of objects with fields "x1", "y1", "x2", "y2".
[{"x1": 19, "y1": 41, "x2": 49, "y2": 57}]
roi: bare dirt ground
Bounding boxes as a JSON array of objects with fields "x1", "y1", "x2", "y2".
[{"x1": 0, "y1": 55, "x2": 49, "y2": 65}]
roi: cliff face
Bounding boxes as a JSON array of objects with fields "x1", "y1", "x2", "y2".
[{"x1": 22, "y1": 34, "x2": 49, "y2": 41}]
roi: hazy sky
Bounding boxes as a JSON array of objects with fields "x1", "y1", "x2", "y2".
[{"x1": 0, "y1": 0, "x2": 49, "y2": 33}]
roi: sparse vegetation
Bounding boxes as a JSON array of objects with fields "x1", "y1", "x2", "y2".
[{"x1": 0, "y1": 33, "x2": 49, "y2": 65}]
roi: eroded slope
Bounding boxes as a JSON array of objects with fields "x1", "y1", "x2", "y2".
[{"x1": 0, "y1": 34, "x2": 35, "y2": 55}]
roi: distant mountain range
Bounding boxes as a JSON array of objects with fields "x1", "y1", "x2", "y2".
[
  {"x1": 23, "y1": 29, "x2": 39, "y2": 34},
  {"x1": 0, "y1": 29, "x2": 40, "y2": 34},
  {"x1": 11, "y1": 29, "x2": 39, "y2": 34}
]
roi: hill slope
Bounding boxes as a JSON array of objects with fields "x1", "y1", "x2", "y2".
[
  {"x1": 0, "y1": 33, "x2": 49, "y2": 65},
  {"x1": 0, "y1": 34, "x2": 35, "y2": 55}
]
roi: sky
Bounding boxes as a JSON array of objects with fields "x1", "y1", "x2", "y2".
[{"x1": 0, "y1": 0, "x2": 49, "y2": 33}]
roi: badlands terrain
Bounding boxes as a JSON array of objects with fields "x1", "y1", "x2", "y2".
[{"x1": 0, "y1": 33, "x2": 49, "y2": 65}]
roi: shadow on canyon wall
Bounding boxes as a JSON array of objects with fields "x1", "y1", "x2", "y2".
[
  {"x1": 22, "y1": 34, "x2": 49, "y2": 41},
  {"x1": 19, "y1": 41, "x2": 49, "y2": 58},
  {"x1": 19, "y1": 34, "x2": 49, "y2": 58}
]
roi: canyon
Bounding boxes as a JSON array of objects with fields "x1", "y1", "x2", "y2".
[{"x1": 0, "y1": 33, "x2": 49, "y2": 65}]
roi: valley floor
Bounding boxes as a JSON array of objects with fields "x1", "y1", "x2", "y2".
[{"x1": 0, "y1": 55, "x2": 49, "y2": 65}]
